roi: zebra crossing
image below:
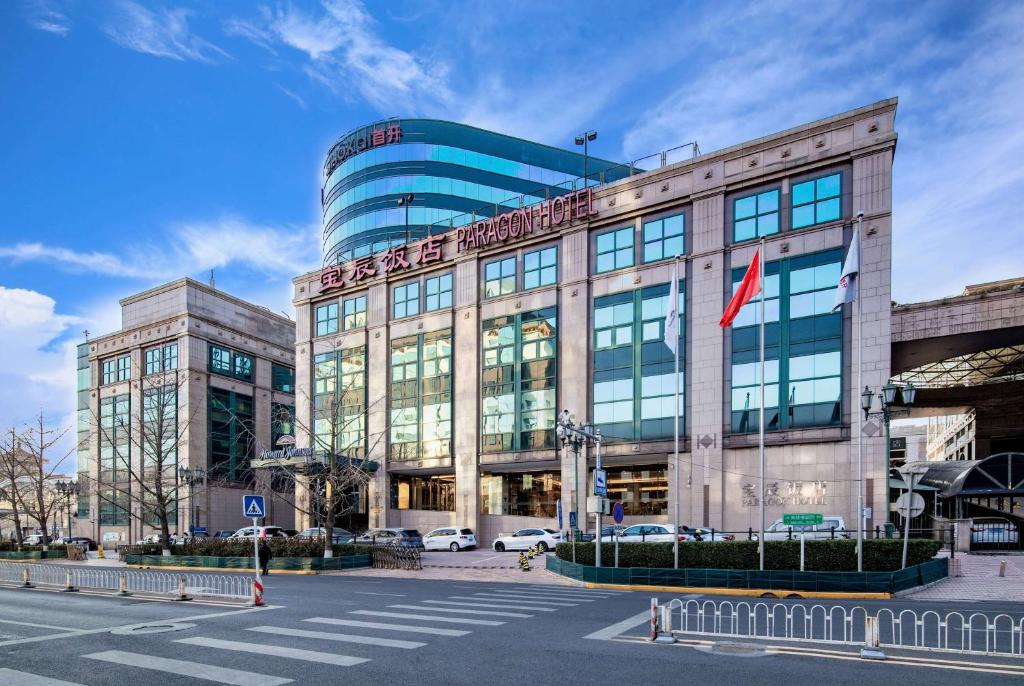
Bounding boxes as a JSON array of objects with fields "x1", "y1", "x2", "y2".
[{"x1": 0, "y1": 585, "x2": 626, "y2": 685}]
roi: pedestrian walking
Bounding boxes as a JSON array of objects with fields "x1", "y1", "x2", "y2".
[{"x1": 258, "y1": 539, "x2": 272, "y2": 576}]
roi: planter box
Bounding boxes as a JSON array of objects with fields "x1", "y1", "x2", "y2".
[
  {"x1": 123, "y1": 554, "x2": 372, "y2": 572},
  {"x1": 0, "y1": 550, "x2": 69, "y2": 561},
  {"x1": 546, "y1": 555, "x2": 948, "y2": 593}
]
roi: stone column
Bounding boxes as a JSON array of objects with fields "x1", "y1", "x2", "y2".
[
  {"x1": 559, "y1": 228, "x2": 590, "y2": 533},
  {"x1": 366, "y1": 283, "x2": 389, "y2": 528},
  {"x1": 294, "y1": 472, "x2": 312, "y2": 531},
  {"x1": 453, "y1": 257, "x2": 481, "y2": 531}
]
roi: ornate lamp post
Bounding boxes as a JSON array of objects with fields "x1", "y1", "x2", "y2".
[
  {"x1": 178, "y1": 466, "x2": 206, "y2": 534},
  {"x1": 860, "y1": 382, "x2": 917, "y2": 549},
  {"x1": 556, "y1": 410, "x2": 603, "y2": 566},
  {"x1": 55, "y1": 479, "x2": 79, "y2": 539}
]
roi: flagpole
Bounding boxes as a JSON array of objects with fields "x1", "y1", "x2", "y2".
[
  {"x1": 855, "y1": 216, "x2": 864, "y2": 572},
  {"x1": 672, "y1": 257, "x2": 681, "y2": 570},
  {"x1": 758, "y1": 238, "x2": 766, "y2": 572}
]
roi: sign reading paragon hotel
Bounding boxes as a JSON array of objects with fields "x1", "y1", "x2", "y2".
[{"x1": 318, "y1": 188, "x2": 597, "y2": 292}]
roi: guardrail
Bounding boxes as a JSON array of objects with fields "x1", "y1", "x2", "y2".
[
  {"x1": 650, "y1": 598, "x2": 1024, "y2": 658},
  {"x1": 0, "y1": 561, "x2": 254, "y2": 604}
]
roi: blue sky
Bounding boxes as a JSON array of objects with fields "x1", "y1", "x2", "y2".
[{"x1": 1, "y1": 0, "x2": 1022, "y2": 454}]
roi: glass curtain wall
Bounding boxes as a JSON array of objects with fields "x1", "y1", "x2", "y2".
[
  {"x1": 479, "y1": 471, "x2": 561, "y2": 517},
  {"x1": 208, "y1": 388, "x2": 255, "y2": 480},
  {"x1": 389, "y1": 330, "x2": 453, "y2": 461},
  {"x1": 390, "y1": 474, "x2": 455, "y2": 511},
  {"x1": 313, "y1": 347, "x2": 367, "y2": 458}
]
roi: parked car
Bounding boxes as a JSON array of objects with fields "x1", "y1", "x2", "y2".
[
  {"x1": 297, "y1": 527, "x2": 355, "y2": 544},
  {"x1": 23, "y1": 534, "x2": 45, "y2": 546},
  {"x1": 756, "y1": 516, "x2": 849, "y2": 541},
  {"x1": 492, "y1": 528, "x2": 562, "y2": 552},
  {"x1": 970, "y1": 518, "x2": 1019, "y2": 544},
  {"x1": 423, "y1": 527, "x2": 477, "y2": 551},
  {"x1": 600, "y1": 524, "x2": 683, "y2": 543},
  {"x1": 679, "y1": 526, "x2": 735, "y2": 542},
  {"x1": 212, "y1": 530, "x2": 235, "y2": 538},
  {"x1": 230, "y1": 526, "x2": 290, "y2": 539},
  {"x1": 68, "y1": 536, "x2": 97, "y2": 550},
  {"x1": 600, "y1": 525, "x2": 627, "y2": 539},
  {"x1": 355, "y1": 528, "x2": 424, "y2": 549}
]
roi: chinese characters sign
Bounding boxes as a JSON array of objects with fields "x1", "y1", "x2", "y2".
[
  {"x1": 320, "y1": 237, "x2": 446, "y2": 292},
  {"x1": 324, "y1": 123, "x2": 403, "y2": 179},
  {"x1": 741, "y1": 480, "x2": 827, "y2": 507}
]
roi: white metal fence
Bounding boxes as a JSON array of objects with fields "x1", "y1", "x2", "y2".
[
  {"x1": 0, "y1": 561, "x2": 253, "y2": 603},
  {"x1": 651, "y1": 598, "x2": 1024, "y2": 658}
]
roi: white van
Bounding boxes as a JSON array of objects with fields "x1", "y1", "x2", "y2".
[{"x1": 760, "y1": 516, "x2": 848, "y2": 541}]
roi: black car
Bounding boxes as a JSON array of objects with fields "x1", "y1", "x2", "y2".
[{"x1": 355, "y1": 528, "x2": 425, "y2": 549}]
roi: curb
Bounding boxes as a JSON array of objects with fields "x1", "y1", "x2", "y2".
[
  {"x1": 583, "y1": 582, "x2": 891, "y2": 600},
  {"x1": 422, "y1": 565, "x2": 518, "y2": 570},
  {"x1": 127, "y1": 565, "x2": 319, "y2": 575}
]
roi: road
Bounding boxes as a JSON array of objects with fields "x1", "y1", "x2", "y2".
[{"x1": 0, "y1": 572, "x2": 1022, "y2": 684}]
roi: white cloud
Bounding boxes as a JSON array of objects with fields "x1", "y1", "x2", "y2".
[
  {"x1": 22, "y1": 0, "x2": 71, "y2": 35},
  {"x1": 103, "y1": 0, "x2": 229, "y2": 63},
  {"x1": 275, "y1": 83, "x2": 307, "y2": 109},
  {"x1": 0, "y1": 216, "x2": 320, "y2": 283}
]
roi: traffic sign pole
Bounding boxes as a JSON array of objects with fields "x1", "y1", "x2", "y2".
[{"x1": 594, "y1": 430, "x2": 602, "y2": 569}]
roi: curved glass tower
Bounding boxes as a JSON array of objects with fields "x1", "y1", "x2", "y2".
[{"x1": 321, "y1": 119, "x2": 631, "y2": 265}]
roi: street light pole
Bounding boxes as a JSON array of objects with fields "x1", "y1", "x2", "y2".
[
  {"x1": 557, "y1": 410, "x2": 602, "y2": 566},
  {"x1": 397, "y1": 193, "x2": 414, "y2": 245},
  {"x1": 862, "y1": 382, "x2": 917, "y2": 548},
  {"x1": 575, "y1": 131, "x2": 597, "y2": 189}
]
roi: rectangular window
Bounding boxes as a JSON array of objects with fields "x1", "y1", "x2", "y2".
[
  {"x1": 145, "y1": 343, "x2": 178, "y2": 375},
  {"x1": 604, "y1": 465, "x2": 668, "y2": 517},
  {"x1": 233, "y1": 352, "x2": 253, "y2": 382},
  {"x1": 523, "y1": 246, "x2": 557, "y2": 289},
  {"x1": 209, "y1": 387, "x2": 254, "y2": 481},
  {"x1": 141, "y1": 385, "x2": 177, "y2": 480},
  {"x1": 593, "y1": 283, "x2": 684, "y2": 441},
  {"x1": 792, "y1": 173, "x2": 841, "y2": 229},
  {"x1": 209, "y1": 345, "x2": 232, "y2": 376},
  {"x1": 209, "y1": 345, "x2": 253, "y2": 382},
  {"x1": 729, "y1": 249, "x2": 842, "y2": 432},
  {"x1": 99, "y1": 394, "x2": 130, "y2": 483},
  {"x1": 595, "y1": 226, "x2": 634, "y2": 273},
  {"x1": 117, "y1": 356, "x2": 130, "y2": 381},
  {"x1": 271, "y1": 402, "x2": 295, "y2": 449},
  {"x1": 481, "y1": 308, "x2": 557, "y2": 452},
  {"x1": 390, "y1": 330, "x2": 452, "y2": 461},
  {"x1": 313, "y1": 346, "x2": 366, "y2": 458},
  {"x1": 393, "y1": 282, "x2": 420, "y2": 319},
  {"x1": 483, "y1": 257, "x2": 516, "y2": 298},
  {"x1": 102, "y1": 359, "x2": 115, "y2": 385},
  {"x1": 343, "y1": 295, "x2": 366, "y2": 329},
  {"x1": 102, "y1": 355, "x2": 131, "y2": 384},
  {"x1": 642, "y1": 213, "x2": 684, "y2": 262},
  {"x1": 424, "y1": 273, "x2": 453, "y2": 311},
  {"x1": 316, "y1": 302, "x2": 339, "y2": 336},
  {"x1": 390, "y1": 474, "x2": 455, "y2": 511},
  {"x1": 734, "y1": 189, "x2": 780, "y2": 242},
  {"x1": 98, "y1": 489, "x2": 130, "y2": 526},
  {"x1": 479, "y1": 471, "x2": 560, "y2": 517},
  {"x1": 272, "y1": 364, "x2": 295, "y2": 393}
]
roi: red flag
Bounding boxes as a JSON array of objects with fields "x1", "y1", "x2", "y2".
[{"x1": 720, "y1": 249, "x2": 761, "y2": 328}]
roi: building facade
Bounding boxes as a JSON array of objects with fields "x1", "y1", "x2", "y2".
[
  {"x1": 75, "y1": 279, "x2": 296, "y2": 544},
  {"x1": 293, "y1": 100, "x2": 898, "y2": 544},
  {"x1": 321, "y1": 119, "x2": 632, "y2": 265}
]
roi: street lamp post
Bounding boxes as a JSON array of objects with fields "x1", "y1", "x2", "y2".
[
  {"x1": 861, "y1": 382, "x2": 917, "y2": 563},
  {"x1": 396, "y1": 193, "x2": 415, "y2": 245},
  {"x1": 574, "y1": 131, "x2": 598, "y2": 189},
  {"x1": 178, "y1": 466, "x2": 206, "y2": 534},
  {"x1": 556, "y1": 410, "x2": 603, "y2": 567},
  {"x1": 55, "y1": 479, "x2": 78, "y2": 539}
]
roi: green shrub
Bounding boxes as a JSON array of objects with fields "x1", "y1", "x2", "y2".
[
  {"x1": 555, "y1": 539, "x2": 941, "y2": 572},
  {"x1": 0, "y1": 542, "x2": 67, "y2": 553},
  {"x1": 169, "y1": 538, "x2": 372, "y2": 558}
]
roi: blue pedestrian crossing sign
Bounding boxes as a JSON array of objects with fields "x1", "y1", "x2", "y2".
[{"x1": 243, "y1": 495, "x2": 266, "y2": 518}]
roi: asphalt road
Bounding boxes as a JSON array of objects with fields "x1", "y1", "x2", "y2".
[{"x1": 0, "y1": 574, "x2": 1022, "y2": 685}]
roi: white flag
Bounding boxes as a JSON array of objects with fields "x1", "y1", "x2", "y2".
[
  {"x1": 664, "y1": 261, "x2": 680, "y2": 355},
  {"x1": 833, "y1": 228, "x2": 860, "y2": 311}
]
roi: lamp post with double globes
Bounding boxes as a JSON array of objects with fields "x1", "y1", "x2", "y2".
[
  {"x1": 54, "y1": 479, "x2": 78, "y2": 539},
  {"x1": 574, "y1": 131, "x2": 598, "y2": 189},
  {"x1": 178, "y1": 466, "x2": 206, "y2": 535},
  {"x1": 555, "y1": 410, "x2": 603, "y2": 567},
  {"x1": 860, "y1": 382, "x2": 917, "y2": 563}
]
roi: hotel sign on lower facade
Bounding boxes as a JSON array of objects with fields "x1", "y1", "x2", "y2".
[{"x1": 319, "y1": 188, "x2": 597, "y2": 292}]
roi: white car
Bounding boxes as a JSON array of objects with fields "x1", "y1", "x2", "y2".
[
  {"x1": 230, "y1": 526, "x2": 290, "y2": 539},
  {"x1": 600, "y1": 523, "x2": 681, "y2": 543},
  {"x1": 492, "y1": 528, "x2": 561, "y2": 552},
  {"x1": 758, "y1": 516, "x2": 848, "y2": 541},
  {"x1": 423, "y1": 527, "x2": 477, "y2": 552}
]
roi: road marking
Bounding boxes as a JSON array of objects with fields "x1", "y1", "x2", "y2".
[
  {"x1": 353, "y1": 591, "x2": 406, "y2": 597},
  {"x1": 470, "y1": 555, "x2": 506, "y2": 565},
  {"x1": 350, "y1": 610, "x2": 505, "y2": 626},
  {"x1": 481, "y1": 591, "x2": 597, "y2": 602},
  {"x1": 0, "y1": 619, "x2": 84, "y2": 631},
  {"x1": 423, "y1": 599, "x2": 556, "y2": 612},
  {"x1": 388, "y1": 604, "x2": 533, "y2": 618},
  {"x1": 584, "y1": 610, "x2": 653, "y2": 641},
  {"x1": 83, "y1": 650, "x2": 291, "y2": 685},
  {"x1": 176, "y1": 637, "x2": 368, "y2": 666},
  {"x1": 498, "y1": 587, "x2": 619, "y2": 598},
  {"x1": 0, "y1": 669, "x2": 85, "y2": 686},
  {"x1": 247, "y1": 626, "x2": 424, "y2": 649},
  {"x1": 304, "y1": 617, "x2": 470, "y2": 637},
  {"x1": 460, "y1": 594, "x2": 579, "y2": 606}
]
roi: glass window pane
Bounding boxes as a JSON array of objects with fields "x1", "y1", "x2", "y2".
[
  {"x1": 817, "y1": 174, "x2": 840, "y2": 199},
  {"x1": 663, "y1": 214, "x2": 684, "y2": 236},
  {"x1": 792, "y1": 205, "x2": 814, "y2": 229},
  {"x1": 816, "y1": 197, "x2": 840, "y2": 223},
  {"x1": 735, "y1": 196, "x2": 756, "y2": 220},
  {"x1": 735, "y1": 218, "x2": 756, "y2": 241},
  {"x1": 758, "y1": 213, "x2": 779, "y2": 235},
  {"x1": 792, "y1": 180, "x2": 814, "y2": 206},
  {"x1": 758, "y1": 190, "x2": 779, "y2": 212}
]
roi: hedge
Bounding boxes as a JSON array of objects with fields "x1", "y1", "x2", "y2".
[
  {"x1": 555, "y1": 539, "x2": 942, "y2": 572},
  {"x1": 0, "y1": 543, "x2": 68, "y2": 553},
  {"x1": 167, "y1": 539, "x2": 373, "y2": 558}
]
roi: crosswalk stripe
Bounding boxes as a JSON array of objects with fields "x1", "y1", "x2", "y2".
[
  {"x1": 349, "y1": 610, "x2": 504, "y2": 626},
  {"x1": 388, "y1": 604, "x2": 534, "y2": 618},
  {"x1": 0, "y1": 669, "x2": 85, "y2": 686},
  {"x1": 421, "y1": 600, "x2": 556, "y2": 612},
  {"x1": 481, "y1": 591, "x2": 596, "y2": 602},
  {"x1": 304, "y1": 617, "x2": 470, "y2": 637},
  {"x1": 247, "y1": 626, "x2": 424, "y2": 650},
  {"x1": 83, "y1": 650, "x2": 292, "y2": 686},
  {"x1": 457, "y1": 594, "x2": 579, "y2": 606},
  {"x1": 495, "y1": 588, "x2": 618, "y2": 597},
  {"x1": 176, "y1": 637, "x2": 368, "y2": 667}
]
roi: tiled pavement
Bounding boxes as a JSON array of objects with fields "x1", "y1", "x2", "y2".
[{"x1": 904, "y1": 553, "x2": 1024, "y2": 601}]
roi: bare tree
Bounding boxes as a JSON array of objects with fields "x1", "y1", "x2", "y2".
[
  {"x1": 86, "y1": 370, "x2": 203, "y2": 554},
  {"x1": 0, "y1": 427, "x2": 30, "y2": 544},
  {"x1": 18, "y1": 413, "x2": 72, "y2": 551}
]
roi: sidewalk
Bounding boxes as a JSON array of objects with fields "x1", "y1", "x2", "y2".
[
  {"x1": 903, "y1": 552, "x2": 1024, "y2": 602},
  {"x1": 55, "y1": 551, "x2": 126, "y2": 567}
]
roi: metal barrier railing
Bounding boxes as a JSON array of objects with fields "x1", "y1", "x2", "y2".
[
  {"x1": 650, "y1": 597, "x2": 1024, "y2": 658},
  {"x1": 0, "y1": 561, "x2": 253, "y2": 603},
  {"x1": 371, "y1": 543, "x2": 422, "y2": 570}
]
